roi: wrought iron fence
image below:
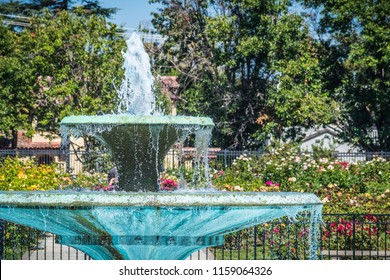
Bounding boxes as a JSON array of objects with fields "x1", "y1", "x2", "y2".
[
  {"x1": 1, "y1": 214, "x2": 388, "y2": 260},
  {"x1": 1, "y1": 149, "x2": 389, "y2": 175}
]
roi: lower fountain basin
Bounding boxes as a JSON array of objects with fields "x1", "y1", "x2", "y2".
[{"x1": 0, "y1": 191, "x2": 322, "y2": 260}]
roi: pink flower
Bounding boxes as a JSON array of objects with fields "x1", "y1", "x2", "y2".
[
  {"x1": 338, "y1": 161, "x2": 349, "y2": 170},
  {"x1": 266, "y1": 181, "x2": 273, "y2": 186},
  {"x1": 160, "y1": 178, "x2": 179, "y2": 191}
]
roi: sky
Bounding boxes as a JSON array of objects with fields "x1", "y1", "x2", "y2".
[{"x1": 100, "y1": 0, "x2": 160, "y2": 30}]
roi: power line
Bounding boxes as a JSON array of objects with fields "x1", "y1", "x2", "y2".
[
  {"x1": 0, "y1": 13, "x2": 30, "y2": 20},
  {"x1": 0, "y1": 14, "x2": 165, "y2": 43},
  {"x1": 2, "y1": 19, "x2": 30, "y2": 27}
]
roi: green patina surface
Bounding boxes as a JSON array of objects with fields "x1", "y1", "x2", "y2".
[
  {"x1": 60, "y1": 115, "x2": 214, "y2": 127},
  {"x1": 0, "y1": 191, "x2": 322, "y2": 207}
]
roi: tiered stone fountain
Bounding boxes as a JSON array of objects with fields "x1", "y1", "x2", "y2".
[{"x1": 0, "y1": 33, "x2": 322, "y2": 260}]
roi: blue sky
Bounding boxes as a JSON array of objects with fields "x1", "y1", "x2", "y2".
[{"x1": 100, "y1": 0, "x2": 159, "y2": 29}]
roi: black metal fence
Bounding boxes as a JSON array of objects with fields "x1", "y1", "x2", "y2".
[
  {"x1": 1, "y1": 214, "x2": 388, "y2": 260},
  {"x1": 2, "y1": 149, "x2": 389, "y2": 175}
]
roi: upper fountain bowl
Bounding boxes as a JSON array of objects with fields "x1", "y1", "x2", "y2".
[
  {"x1": 60, "y1": 114, "x2": 214, "y2": 127},
  {"x1": 60, "y1": 114, "x2": 214, "y2": 192}
]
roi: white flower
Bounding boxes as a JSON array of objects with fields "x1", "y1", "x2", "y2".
[
  {"x1": 322, "y1": 197, "x2": 329, "y2": 203},
  {"x1": 320, "y1": 158, "x2": 329, "y2": 164}
]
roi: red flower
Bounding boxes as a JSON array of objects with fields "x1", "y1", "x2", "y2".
[
  {"x1": 291, "y1": 247, "x2": 296, "y2": 253},
  {"x1": 160, "y1": 178, "x2": 179, "y2": 191},
  {"x1": 364, "y1": 215, "x2": 377, "y2": 222},
  {"x1": 330, "y1": 222, "x2": 338, "y2": 228},
  {"x1": 337, "y1": 224, "x2": 345, "y2": 232}
]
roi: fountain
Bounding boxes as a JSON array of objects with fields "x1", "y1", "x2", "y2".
[{"x1": 0, "y1": 33, "x2": 322, "y2": 260}]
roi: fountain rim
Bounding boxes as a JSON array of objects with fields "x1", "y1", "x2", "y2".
[
  {"x1": 0, "y1": 191, "x2": 322, "y2": 207},
  {"x1": 60, "y1": 115, "x2": 214, "y2": 127}
]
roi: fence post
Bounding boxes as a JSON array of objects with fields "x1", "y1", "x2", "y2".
[
  {"x1": 64, "y1": 137, "x2": 71, "y2": 174},
  {"x1": 0, "y1": 220, "x2": 4, "y2": 260},
  {"x1": 352, "y1": 214, "x2": 356, "y2": 260},
  {"x1": 253, "y1": 226, "x2": 257, "y2": 260}
]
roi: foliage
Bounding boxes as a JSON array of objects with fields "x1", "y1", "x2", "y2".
[
  {"x1": 217, "y1": 215, "x2": 317, "y2": 260},
  {"x1": 0, "y1": 10, "x2": 125, "y2": 146},
  {"x1": 0, "y1": 0, "x2": 117, "y2": 18},
  {"x1": 322, "y1": 214, "x2": 390, "y2": 257},
  {"x1": 150, "y1": 0, "x2": 338, "y2": 149},
  {"x1": 63, "y1": 171, "x2": 106, "y2": 190},
  {"x1": 23, "y1": 10, "x2": 125, "y2": 129},
  {"x1": 0, "y1": 156, "x2": 109, "y2": 191},
  {"x1": 0, "y1": 157, "x2": 66, "y2": 191},
  {"x1": 300, "y1": 0, "x2": 390, "y2": 151},
  {"x1": 2, "y1": 222, "x2": 45, "y2": 260},
  {"x1": 0, "y1": 22, "x2": 35, "y2": 146},
  {"x1": 211, "y1": 144, "x2": 390, "y2": 214}
]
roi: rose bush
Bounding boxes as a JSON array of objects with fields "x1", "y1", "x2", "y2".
[{"x1": 211, "y1": 144, "x2": 390, "y2": 214}]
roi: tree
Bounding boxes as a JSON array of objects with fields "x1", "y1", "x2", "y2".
[
  {"x1": 0, "y1": 21, "x2": 35, "y2": 147},
  {"x1": 0, "y1": 10, "x2": 125, "y2": 146},
  {"x1": 150, "y1": 0, "x2": 338, "y2": 149},
  {"x1": 0, "y1": 0, "x2": 117, "y2": 18},
  {"x1": 24, "y1": 10, "x2": 125, "y2": 129},
  {"x1": 301, "y1": 0, "x2": 390, "y2": 151}
]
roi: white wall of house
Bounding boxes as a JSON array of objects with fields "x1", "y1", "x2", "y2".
[
  {"x1": 300, "y1": 129, "x2": 359, "y2": 153},
  {"x1": 31, "y1": 133, "x2": 61, "y2": 146}
]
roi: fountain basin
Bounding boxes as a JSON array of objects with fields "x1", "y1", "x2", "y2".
[
  {"x1": 0, "y1": 191, "x2": 322, "y2": 260},
  {"x1": 60, "y1": 115, "x2": 214, "y2": 192}
]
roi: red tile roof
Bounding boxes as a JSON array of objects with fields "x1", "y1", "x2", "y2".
[{"x1": 16, "y1": 131, "x2": 61, "y2": 150}]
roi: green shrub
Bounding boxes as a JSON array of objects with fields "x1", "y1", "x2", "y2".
[{"x1": 0, "y1": 157, "x2": 66, "y2": 191}]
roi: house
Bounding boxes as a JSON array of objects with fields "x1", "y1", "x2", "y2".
[
  {"x1": 0, "y1": 130, "x2": 65, "y2": 166},
  {"x1": 300, "y1": 126, "x2": 360, "y2": 153},
  {"x1": 158, "y1": 75, "x2": 180, "y2": 115}
]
